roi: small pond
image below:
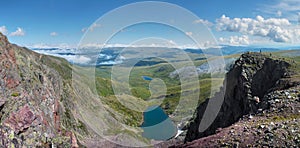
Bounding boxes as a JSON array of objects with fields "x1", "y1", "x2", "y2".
[
  {"x1": 140, "y1": 106, "x2": 177, "y2": 140},
  {"x1": 142, "y1": 76, "x2": 153, "y2": 81}
]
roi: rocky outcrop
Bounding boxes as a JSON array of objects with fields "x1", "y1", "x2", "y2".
[
  {"x1": 185, "y1": 52, "x2": 297, "y2": 142},
  {"x1": 180, "y1": 85, "x2": 300, "y2": 147},
  {"x1": 0, "y1": 32, "x2": 83, "y2": 147}
]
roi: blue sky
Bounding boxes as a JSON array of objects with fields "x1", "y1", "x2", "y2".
[{"x1": 0, "y1": 0, "x2": 299, "y2": 48}]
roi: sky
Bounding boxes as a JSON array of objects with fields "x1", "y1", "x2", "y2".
[{"x1": 0, "y1": 0, "x2": 300, "y2": 48}]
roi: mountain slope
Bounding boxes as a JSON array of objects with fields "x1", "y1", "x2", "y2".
[
  {"x1": 180, "y1": 52, "x2": 300, "y2": 147},
  {"x1": 0, "y1": 32, "x2": 86, "y2": 147},
  {"x1": 0, "y1": 33, "x2": 149, "y2": 147}
]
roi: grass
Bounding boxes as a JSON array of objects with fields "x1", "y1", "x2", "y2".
[
  {"x1": 94, "y1": 56, "x2": 225, "y2": 124},
  {"x1": 91, "y1": 49, "x2": 300, "y2": 135},
  {"x1": 100, "y1": 95, "x2": 146, "y2": 126}
]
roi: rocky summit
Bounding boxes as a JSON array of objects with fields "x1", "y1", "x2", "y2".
[{"x1": 179, "y1": 52, "x2": 300, "y2": 147}]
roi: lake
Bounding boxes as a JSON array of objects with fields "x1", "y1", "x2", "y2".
[
  {"x1": 142, "y1": 76, "x2": 153, "y2": 81},
  {"x1": 141, "y1": 106, "x2": 177, "y2": 140}
]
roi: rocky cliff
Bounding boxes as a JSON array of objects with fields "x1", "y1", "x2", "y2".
[
  {"x1": 0, "y1": 32, "x2": 86, "y2": 147},
  {"x1": 0, "y1": 32, "x2": 153, "y2": 148},
  {"x1": 183, "y1": 52, "x2": 300, "y2": 147}
]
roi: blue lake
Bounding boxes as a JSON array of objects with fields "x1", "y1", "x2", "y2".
[
  {"x1": 142, "y1": 76, "x2": 153, "y2": 81},
  {"x1": 141, "y1": 106, "x2": 177, "y2": 140}
]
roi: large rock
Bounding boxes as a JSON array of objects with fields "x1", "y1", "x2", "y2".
[
  {"x1": 185, "y1": 52, "x2": 292, "y2": 142},
  {"x1": 4, "y1": 105, "x2": 36, "y2": 134}
]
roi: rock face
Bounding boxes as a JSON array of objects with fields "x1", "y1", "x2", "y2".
[
  {"x1": 0, "y1": 33, "x2": 150, "y2": 147},
  {"x1": 185, "y1": 52, "x2": 296, "y2": 142},
  {"x1": 180, "y1": 85, "x2": 300, "y2": 147},
  {"x1": 0, "y1": 32, "x2": 83, "y2": 147}
]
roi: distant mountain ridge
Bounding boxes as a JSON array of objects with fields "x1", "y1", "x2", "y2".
[{"x1": 30, "y1": 45, "x2": 291, "y2": 67}]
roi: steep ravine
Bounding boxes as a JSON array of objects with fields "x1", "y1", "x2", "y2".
[{"x1": 185, "y1": 52, "x2": 297, "y2": 142}]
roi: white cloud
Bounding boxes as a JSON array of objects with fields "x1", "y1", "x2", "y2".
[
  {"x1": 51, "y1": 54, "x2": 91, "y2": 64},
  {"x1": 0, "y1": 26, "x2": 8, "y2": 35},
  {"x1": 31, "y1": 47, "x2": 91, "y2": 64},
  {"x1": 89, "y1": 23, "x2": 101, "y2": 32},
  {"x1": 219, "y1": 35, "x2": 250, "y2": 46},
  {"x1": 260, "y1": 0, "x2": 300, "y2": 22},
  {"x1": 28, "y1": 43, "x2": 74, "y2": 49},
  {"x1": 98, "y1": 59, "x2": 123, "y2": 65},
  {"x1": 10, "y1": 27, "x2": 25, "y2": 36},
  {"x1": 72, "y1": 55, "x2": 91, "y2": 64},
  {"x1": 78, "y1": 42, "x2": 217, "y2": 50},
  {"x1": 216, "y1": 15, "x2": 300, "y2": 43},
  {"x1": 81, "y1": 28, "x2": 87, "y2": 33},
  {"x1": 185, "y1": 32, "x2": 193, "y2": 37},
  {"x1": 50, "y1": 32, "x2": 58, "y2": 36},
  {"x1": 275, "y1": 0, "x2": 300, "y2": 11},
  {"x1": 168, "y1": 40, "x2": 175, "y2": 45},
  {"x1": 277, "y1": 11, "x2": 282, "y2": 17},
  {"x1": 193, "y1": 19, "x2": 213, "y2": 27},
  {"x1": 80, "y1": 24, "x2": 102, "y2": 33}
]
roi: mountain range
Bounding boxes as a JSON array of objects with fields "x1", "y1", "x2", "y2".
[{"x1": 1, "y1": 32, "x2": 300, "y2": 147}]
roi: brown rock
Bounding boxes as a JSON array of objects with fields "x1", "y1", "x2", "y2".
[
  {"x1": 4, "y1": 105, "x2": 36, "y2": 134},
  {"x1": 71, "y1": 132, "x2": 79, "y2": 148},
  {"x1": 6, "y1": 77, "x2": 19, "y2": 89}
]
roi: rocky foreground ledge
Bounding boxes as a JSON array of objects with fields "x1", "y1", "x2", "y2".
[
  {"x1": 170, "y1": 52, "x2": 300, "y2": 147},
  {"x1": 178, "y1": 86, "x2": 300, "y2": 147}
]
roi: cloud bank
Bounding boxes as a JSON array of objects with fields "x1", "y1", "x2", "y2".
[
  {"x1": 216, "y1": 15, "x2": 300, "y2": 43},
  {"x1": 219, "y1": 35, "x2": 250, "y2": 46}
]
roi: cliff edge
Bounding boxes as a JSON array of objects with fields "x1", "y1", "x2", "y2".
[{"x1": 182, "y1": 52, "x2": 300, "y2": 147}]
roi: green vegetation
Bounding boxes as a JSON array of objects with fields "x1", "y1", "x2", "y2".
[
  {"x1": 94, "y1": 56, "x2": 225, "y2": 125},
  {"x1": 11, "y1": 92, "x2": 20, "y2": 97},
  {"x1": 95, "y1": 77, "x2": 114, "y2": 97},
  {"x1": 41, "y1": 55, "x2": 72, "y2": 80},
  {"x1": 100, "y1": 95, "x2": 145, "y2": 126}
]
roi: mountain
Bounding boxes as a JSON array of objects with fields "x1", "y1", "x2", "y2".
[
  {"x1": 1, "y1": 31, "x2": 300, "y2": 147},
  {"x1": 0, "y1": 33, "x2": 149, "y2": 147},
  {"x1": 219, "y1": 46, "x2": 281, "y2": 55},
  {"x1": 30, "y1": 46, "x2": 286, "y2": 67},
  {"x1": 0, "y1": 33, "x2": 79, "y2": 147},
  {"x1": 179, "y1": 52, "x2": 300, "y2": 147}
]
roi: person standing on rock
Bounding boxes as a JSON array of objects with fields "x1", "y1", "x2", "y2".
[
  {"x1": 249, "y1": 96, "x2": 260, "y2": 115},
  {"x1": 254, "y1": 96, "x2": 260, "y2": 103}
]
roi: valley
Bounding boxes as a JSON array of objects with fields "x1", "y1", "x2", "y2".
[{"x1": 1, "y1": 32, "x2": 300, "y2": 147}]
